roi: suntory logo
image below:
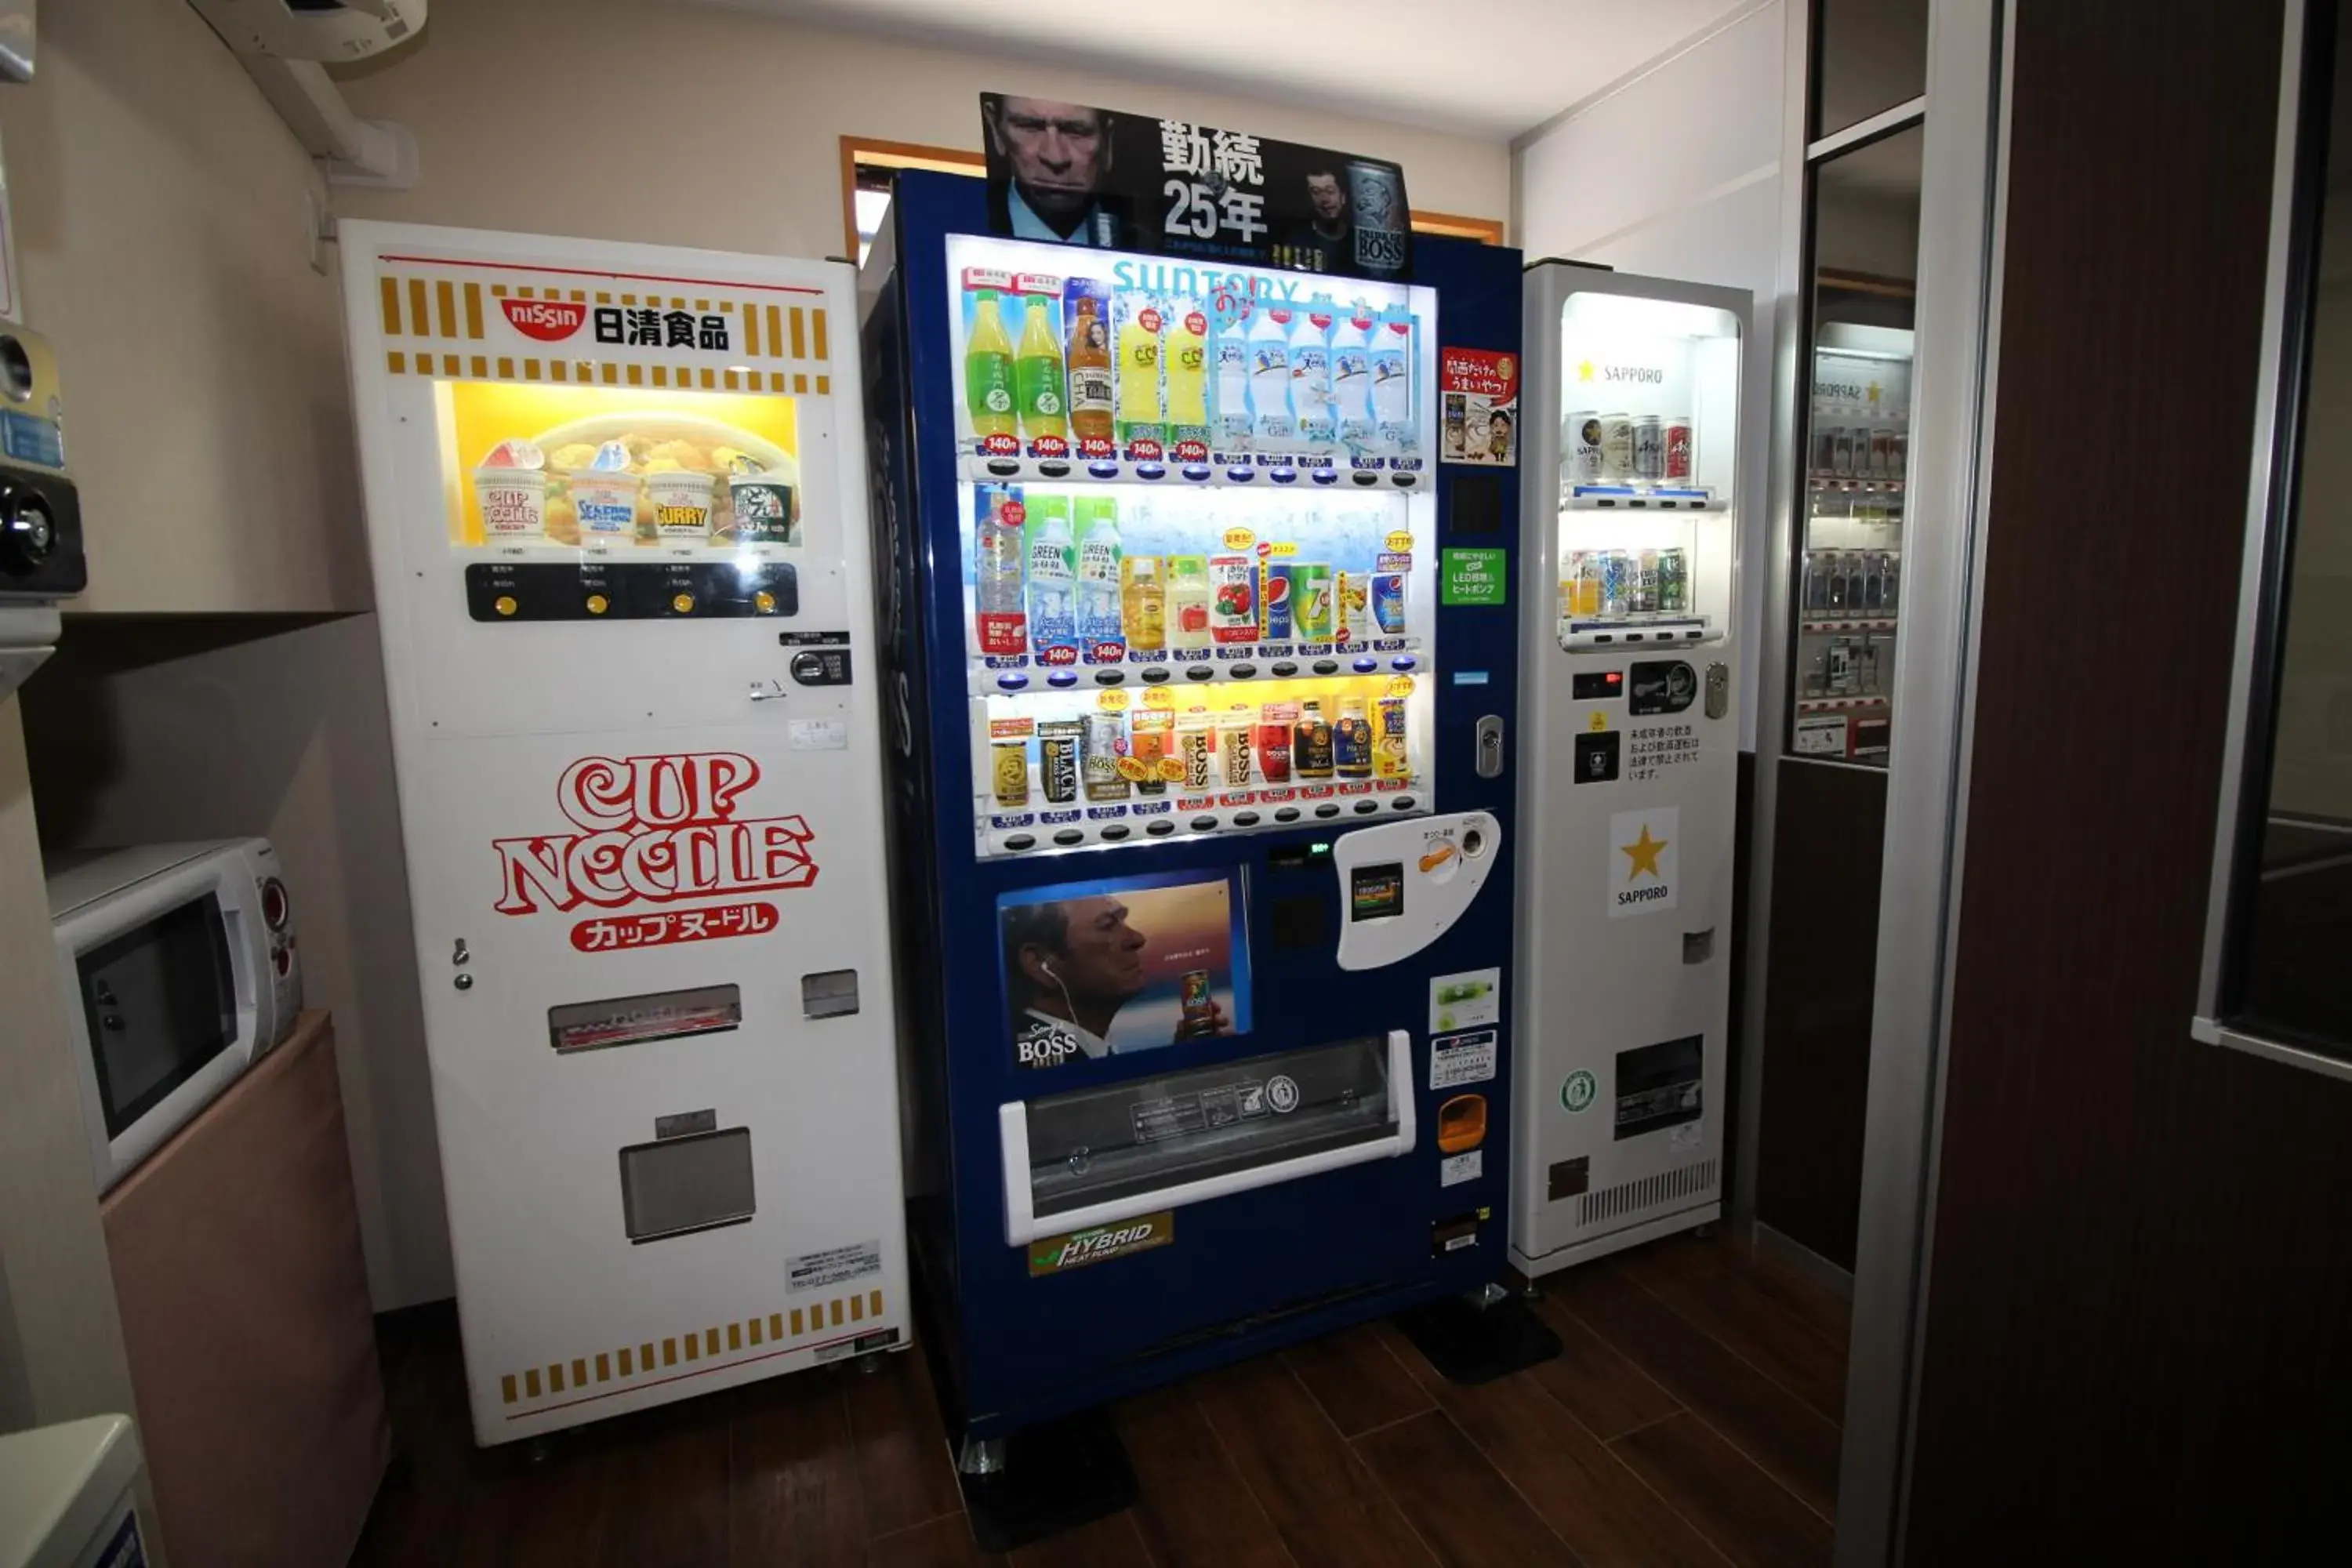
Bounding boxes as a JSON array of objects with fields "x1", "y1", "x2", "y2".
[{"x1": 492, "y1": 752, "x2": 817, "y2": 918}]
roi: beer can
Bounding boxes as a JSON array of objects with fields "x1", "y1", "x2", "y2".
[
  {"x1": 1375, "y1": 695, "x2": 1409, "y2": 779},
  {"x1": 1176, "y1": 713, "x2": 1214, "y2": 792},
  {"x1": 1597, "y1": 550, "x2": 1631, "y2": 616},
  {"x1": 1037, "y1": 719, "x2": 1083, "y2": 804},
  {"x1": 1083, "y1": 710, "x2": 1129, "y2": 801},
  {"x1": 1665, "y1": 416, "x2": 1694, "y2": 481},
  {"x1": 1860, "y1": 550, "x2": 1886, "y2": 615},
  {"x1": 1372, "y1": 572, "x2": 1406, "y2": 635},
  {"x1": 1345, "y1": 160, "x2": 1410, "y2": 278},
  {"x1": 1832, "y1": 426, "x2": 1856, "y2": 477},
  {"x1": 1657, "y1": 548, "x2": 1690, "y2": 615},
  {"x1": 1871, "y1": 426, "x2": 1896, "y2": 479},
  {"x1": 1290, "y1": 562, "x2": 1334, "y2": 641},
  {"x1": 1567, "y1": 410, "x2": 1603, "y2": 485},
  {"x1": 1218, "y1": 715, "x2": 1255, "y2": 786},
  {"x1": 1632, "y1": 549, "x2": 1660, "y2": 614},
  {"x1": 1257, "y1": 701, "x2": 1297, "y2": 782},
  {"x1": 992, "y1": 739, "x2": 1029, "y2": 808},
  {"x1": 1633, "y1": 414, "x2": 1664, "y2": 482},
  {"x1": 1262, "y1": 562, "x2": 1295, "y2": 641},
  {"x1": 1600, "y1": 413, "x2": 1635, "y2": 482},
  {"x1": 1810, "y1": 421, "x2": 1838, "y2": 475}
]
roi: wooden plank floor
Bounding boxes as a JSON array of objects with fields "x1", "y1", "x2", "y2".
[{"x1": 353, "y1": 1231, "x2": 1847, "y2": 1567}]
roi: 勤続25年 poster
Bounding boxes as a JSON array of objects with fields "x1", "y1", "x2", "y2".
[{"x1": 979, "y1": 93, "x2": 1413, "y2": 282}]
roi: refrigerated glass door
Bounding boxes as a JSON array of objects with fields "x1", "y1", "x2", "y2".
[
  {"x1": 1552, "y1": 292, "x2": 1743, "y2": 655},
  {"x1": 1789, "y1": 124, "x2": 1922, "y2": 767},
  {"x1": 941, "y1": 234, "x2": 1443, "y2": 859}
]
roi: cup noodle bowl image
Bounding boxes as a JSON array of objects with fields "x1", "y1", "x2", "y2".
[{"x1": 470, "y1": 413, "x2": 800, "y2": 546}]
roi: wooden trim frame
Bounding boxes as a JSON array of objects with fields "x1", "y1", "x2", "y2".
[
  {"x1": 842, "y1": 132, "x2": 1506, "y2": 260},
  {"x1": 840, "y1": 136, "x2": 985, "y2": 260}
]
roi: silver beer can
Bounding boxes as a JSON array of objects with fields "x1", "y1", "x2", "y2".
[{"x1": 1345, "y1": 160, "x2": 1410, "y2": 278}]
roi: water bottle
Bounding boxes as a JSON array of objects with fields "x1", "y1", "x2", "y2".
[
  {"x1": 974, "y1": 485, "x2": 1028, "y2": 655},
  {"x1": 1370, "y1": 313, "x2": 1415, "y2": 454},
  {"x1": 1025, "y1": 497, "x2": 1077, "y2": 661}
]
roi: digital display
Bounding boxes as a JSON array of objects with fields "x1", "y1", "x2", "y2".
[
  {"x1": 1349, "y1": 863, "x2": 1406, "y2": 922},
  {"x1": 1572, "y1": 670, "x2": 1624, "y2": 700},
  {"x1": 998, "y1": 867, "x2": 1252, "y2": 1071}
]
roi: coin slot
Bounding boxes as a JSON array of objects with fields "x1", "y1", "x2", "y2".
[{"x1": 0, "y1": 336, "x2": 31, "y2": 403}]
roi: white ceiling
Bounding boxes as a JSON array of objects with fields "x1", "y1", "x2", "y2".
[{"x1": 697, "y1": 0, "x2": 1753, "y2": 140}]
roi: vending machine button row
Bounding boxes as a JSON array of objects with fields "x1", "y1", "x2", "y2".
[
  {"x1": 1189, "y1": 816, "x2": 1218, "y2": 833},
  {"x1": 996, "y1": 673, "x2": 1029, "y2": 691},
  {"x1": 1354, "y1": 800, "x2": 1380, "y2": 815},
  {"x1": 1316, "y1": 804, "x2": 1342, "y2": 819},
  {"x1": 1053, "y1": 829, "x2": 1084, "y2": 846},
  {"x1": 1352, "y1": 658, "x2": 1378, "y2": 673},
  {"x1": 1233, "y1": 811, "x2": 1261, "y2": 827},
  {"x1": 1092, "y1": 670, "x2": 1125, "y2": 686},
  {"x1": 1142, "y1": 667, "x2": 1171, "y2": 684},
  {"x1": 1047, "y1": 672, "x2": 1078, "y2": 688},
  {"x1": 1004, "y1": 834, "x2": 1036, "y2": 851},
  {"x1": 1145, "y1": 821, "x2": 1177, "y2": 837},
  {"x1": 1313, "y1": 660, "x2": 1339, "y2": 675},
  {"x1": 1231, "y1": 664, "x2": 1257, "y2": 679},
  {"x1": 1392, "y1": 657, "x2": 1417, "y2": 672},
  {"x1": 1274, "y1": 808, "x2": 1301, "y2": 823},
  {"x1": 1394, "y1": 796, "x2": 1419, "y2": 811},
  {"x1": 1100, "y1": 825, "x2": 1131, "y2": 841},
  {"x1": 1272, "y1": 662, "x2": 1298, "y2": 677},
  {"x1": 1185, "y1": 666, "x2": 1214, "y2": 681}
]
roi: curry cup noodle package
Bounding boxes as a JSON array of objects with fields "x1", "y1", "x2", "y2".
[
  {"x1": 567, "y1": 441, "x2": 639, "y2": 542},
  {"x1": 474, "y1": 439, "x2": 547, "y2": 539},
  {"x1": 648, "y1": 469, "x2": 717, "y2": 542}
]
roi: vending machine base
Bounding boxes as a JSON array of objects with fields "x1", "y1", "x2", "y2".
[
  {"x1": 1394, "y1": 1286, "x2": 1563, "y2": 1387},
  {"x1": 955, "y1": 1405, "x2": 1138, "y2": 1554}
]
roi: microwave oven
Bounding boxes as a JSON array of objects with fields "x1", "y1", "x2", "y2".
[{"x1": 45, "y1": 839, "x2": 303, "y2": 1195}]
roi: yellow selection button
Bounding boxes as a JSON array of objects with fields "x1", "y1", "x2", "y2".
[
  {"x1": 493, "y1": 594, "x2": 518, "y2": 617},
  {"x1": 585, "y1": 593, "x2": 610, "y2": 615},
  {"x1": 753, "y1": 590, "x2": 777, "y2": 614},
  {"x1": 670, "y1": 593, "x2": 695, "y2": 615}
]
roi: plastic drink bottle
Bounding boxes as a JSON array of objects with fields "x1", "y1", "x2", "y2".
[
  {"x1": 1290, "y1": 305, "x2": 1334, "y2": 448},
  {"x1": 1076, "y1": 496, "x2": 1123, "y2": 654},
  {"x1": 1163, "y1": 301, "x2": 1210, "y2": 448},
  {"x1": 1330, "y1": 310, "x2": 1374, "y2": 449},
  {"x1": 973, "y1": 484, "x2": 1027, "y2": 655},
  {"x1": 1014, "y1": 293, "x2": 1068, "y2": 445},
  {"x1": 1025, "y1": 496, "x2": 1077, "y2": 660},
  {"x1": 1213, "y1": 308, "x2": 1254, "y2": 448},
  {"x1": 1370, "y1": 314, "x2": 1414, "y2": 453},
  {"x1": 1166, "y1": 555, "x2": 1213, "y2": 650},
  {"x1": 965, "y1": 292, "x2": 1016, "y2": 441},
  {"x1": 1250, "y1": 307, "x2": 1294, "y2": 443},
  {"x1": 1115, "y1": 293, "x2": 1167, "y2": 445},
  {"x1": 1065, "y1": 291, "x2": 1115, "y2": 446}
]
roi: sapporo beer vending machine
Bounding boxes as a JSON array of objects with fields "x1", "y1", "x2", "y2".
[
  {"x1": 1512, "y1": 263, "x2": 1749, "y2": 1275},
  {"x1": 865, "y1": 172, "x2": 1525, "y2": 1481},
  {"x1": 340, "y1": 223, "x2": 908, "y2": 1443}
]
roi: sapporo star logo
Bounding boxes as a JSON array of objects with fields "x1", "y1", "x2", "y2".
[
  {"x1": 1621, "y1": 823, "x2": 1670, "y2": 881},
  {"x1": 1867, "y1": 379, "x2": 1883, "y2": 405},
  {"x1": 1577, "y1": 359, "x2": 1595, "y2": 382}
]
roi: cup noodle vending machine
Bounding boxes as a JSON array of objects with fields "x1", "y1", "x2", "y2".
[
  {"x1": 1512, "y1": 263, "x2": 1748, "y2": 1276},
  {"x1": 340, "y1": 223, "x2": 908, "y2": 1444},
  {"x1": 863, "y1": 172, "x2": 1534, "y2": 1530}
]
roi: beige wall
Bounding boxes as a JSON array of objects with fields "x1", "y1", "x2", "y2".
[
  {"x1": 21, "y1": 619, "x2": 449, "y2": 1312},
  {"x1": 332, "y1": 0, "x2": 1511, "y2": 251},
  {"x1": 0, "y1": 0, "x2": 366, "y2": 615}
]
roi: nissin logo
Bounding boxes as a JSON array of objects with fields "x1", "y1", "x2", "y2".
[{"x1": 501, "y1": 298, "x2": 587, "y2": 341}]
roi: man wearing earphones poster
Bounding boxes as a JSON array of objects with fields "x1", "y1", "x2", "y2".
[{"x1": 1003, "y1": 873, "x2": 1247, "y2": 1068}]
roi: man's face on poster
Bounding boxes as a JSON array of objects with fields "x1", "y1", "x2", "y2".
[
  {"x1": 1307, "y1": 172, "x2": 1348, "y2": 224},
  {"x1": 992, "y1": 98, "x2": 1109, "y2": 220},
  {"x1": 1035, "y1": 896, "x2": 1148, "y2": 1004}
]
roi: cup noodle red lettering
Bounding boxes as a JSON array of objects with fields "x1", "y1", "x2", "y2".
[{"x1": 492, "y1": 753, "x2": 818, "y2": 949}]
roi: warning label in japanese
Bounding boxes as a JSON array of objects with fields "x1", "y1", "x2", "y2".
[
  {"x1": 1430, "y1": 1029, "x2": 1499, "y2": 1091},
  {"x1": 787, "y1": 1239, "x2": 884, "y2": 1295},
  {"x1": 1625, "y1": 724, "x2": 1700, "y2": 785}
]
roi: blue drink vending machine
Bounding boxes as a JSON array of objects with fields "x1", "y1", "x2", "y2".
[{"x1": 861, "y1": 171, "x2": 1537, "y2": 1543}]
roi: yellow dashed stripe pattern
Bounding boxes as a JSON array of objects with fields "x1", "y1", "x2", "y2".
[
  {"x1": 378, "y1": 271, "x2": 829, "y2": 372},
  {"x1": 498, "y1": 1287, "x2": 888, "y2": 1410}
]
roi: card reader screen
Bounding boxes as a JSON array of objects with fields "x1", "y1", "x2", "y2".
[{"x1": 1350, "y1": 863, "x2": 1406, "y2": 922}]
